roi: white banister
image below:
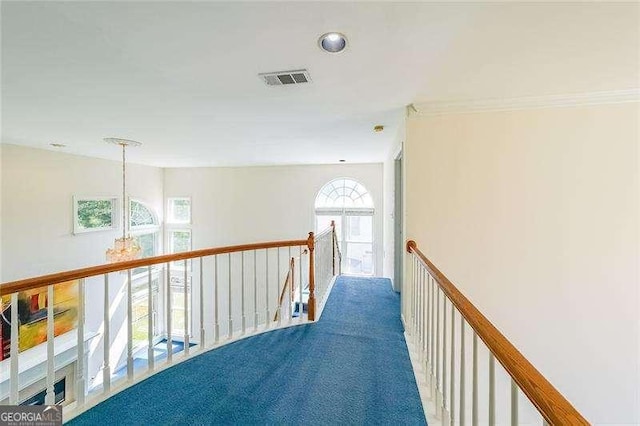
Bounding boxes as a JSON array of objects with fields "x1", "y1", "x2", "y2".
[
  {"x1": 265, "y1": 249, "x2": 270, "y2": 330},
  {"x1": 214, "y1": 255, "x2": 220, "y2": 343},
  {"x1": 241, "y1": 252, "x2": 246, "y2": 334},
  {"x1": 436, "y1": 286, "x2": 441, "y2": 412},
  {"x1": 199, "y1": 257, "x2": 205, "y2": 347},
  {"x1": 253, "y1": 250, "x2": 258, "y2": 331},
  {"x1": 147, "y1": 266, "x2": 154, "y2": 371},
  {"x1": 227, "y1": 254, "x2": 232, "y2": 339},
  {"x1": 127, "y1": 269, "x2": 134, "y2": 378},
  {"x1": 276, "y1": 249, "x2": 281, "y2": 326},
  {"x1": 45, "y1": 284, "x2": 54, "y2": 405},
  {"x1": 166, "y1": 263, "x2": 173, "y2": 362},
  {"x1": 460, "y1": 318, "x2": 466, "y2": 426},
  {"x1": 443, "y1": 296, "x2": 448, "y2": 417},
  {"x1": 489, "y1": 352, "x2": 495, "y2": 426},
  {"x1": 9, "y1": 293, "x2": 19, "y2": 404},
  {"x1": 472, "y1": 332, "x2": 478, "y2": 426},
  {"x1": 511, "y1": 379, "x2": 519, "y2": 426},
  {"x1": 183, "y1": 260, "x2": 189, "y2": 356},
  {"x1": 76, "y1": 278, "x2": 86, "y2": 406},
  {"x1": 450, "y1": 305, "x2": 455, "y2": 425},
  {"x1": 103, "y1": 274, "x2": 111, "y2": 393}
]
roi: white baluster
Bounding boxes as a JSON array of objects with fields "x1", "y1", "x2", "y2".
[
  {"x1": 489, "y1": 353, "x2": 495, "y2": 426},
  {"x1": 460, "y1": 318, "x2": 466, "y2": 426},
  {"x1": 276, "y1": 248, "x2": 281, "y2": 326},
  {"x1": 425, "y1": 270, "x2": 431, "y2": 383},
  {"x1": 9, "y1": 293, "x2": 19, "y2": 404},
  {"x1": 265, "y1": 248, "x2": 270, "y2": 329},
  {"x1": 127, "y1": 269, "x2": 134, "y2": 378},
  {"x1": 511, "y1": 379, "x2": 519, "y2": 426},
  {"x1": 436, "y1": 286, "x2": 441, "y2": 411},
  {"x1": 214, "y1": 255, "x2": 220, "y2": 343},
  {"x1": 299, "y1": 246, "x2": 303, "y2": 321},
  {"x1": 200, "y1": 257, "x2": 205, "y2": 347},
  {"x1": 254, "y1": 250, "x2": 258, "y2": 330},
  {"x1": 103, "y1": 274, "x2": 111, "y2": 393},
  {"x1": 228, "y1": 254, "x2": 233, "y2": 339},
  {"x1": 287, "y1": 248, "x2": 292, "y2": 324},
  {"x1": 183, "y1": 260, "x2": 189, "y2": 356},
  {"x1": 76, "y1": 278, "x2": 86, "y2": 406},
  {"x1": 46, "y1": 284, "x2": 54, "y2": 405},
  {"x1": 472, "y1": 332, "x2": 478, "y2": 426},
  {"x1": 147, "y1": 267, "x2": 154, "y2": 371},
  {"x1": 431, "y1": 276, "x2": 436, "y2": 391},
  {"x1": 443, "y1": 297, "x2": 448, "y2": 420},
  {"x1": 241, "y1": 252, "x2": 246, "y2": 334},
  {"x1": 450, "y1": 305, "x2": 455, "y2": 426},
  {"x1": 166, "y1": 263, "x2": 173, "y2": 362}
]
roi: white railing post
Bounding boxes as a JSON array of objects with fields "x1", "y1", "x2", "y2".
[
  {"x1": 147, "y1": 266, "x2": 154, "y2": 371},
  {"x1": 127, "y1": 269, "x2": 134, "y2": 378},
  {"x1": 200, "y1": 257, "x2": 205, "y2": 347},
  {"x1": 436, "y1": 286, "x2": 441, "y2": 411},
  {"x1": 511, "y1": 379, "x2": 519, "y2": 426},
  {"x1": 9, "y1": 293, "x2": 19, "y2": 404},
  {"x1": 460, "y1": 318, "x2": 466, "y2": 426},
  {"x1": 265, "y1": 248, "x2": 270, "y2": 329},
  {"x1": 276, "y1": 249, "x2": 282, "y2": 326},
  {"x1": 214, "y1": 255, "x2": 220, "y2": 343},
  {"x1": 254, "y1": 250, "x2": 258, "y2": 330},
  {"x1": 489, "y1": 353, "x2": 496, "y2": 426},
  {"x1": 183, "y1": 260, "x2": 189, "y2": 356},
  {"x1": 425, "y1": 269, "x2": 431, "y2": 378},
  {"x1": 443, "y1": 297, "x2": 448, "y2": 420},
  {"x1": 472, "y1": 332, "x2": 478, "y2": 426},
  {"x1": 241, "y1": 252, "x2": 246, "y2": 334},
  {"x1": 103, "y1": 274, "x2": 111, "y2": 393},
  {"x1": 76, "y1": 278, "x2": 86, "y2": 406},
  {"x1": 45, "y1": 284, "x2": 55, "y2": 405},
  {"x1": 166, "y1": 263, "x2": 173, "y2": 362},
  {"x1": 450, "y1": 306, "x2": 455, "y2": 426},
  {"x1": 228, "y1": 254, "x2": 233, "y2": 339},
  {"x1": 430, "y1": 276, "x2": 436, "y2": 393}
]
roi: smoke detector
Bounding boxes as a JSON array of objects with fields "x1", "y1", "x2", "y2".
[{"x1": 259, "y1": 69, "x2": 312, "y2": 86}]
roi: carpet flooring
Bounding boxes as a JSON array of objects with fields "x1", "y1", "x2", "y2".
[{"x1": 69, "y1": 276, "x2": 426, "y2": 425}]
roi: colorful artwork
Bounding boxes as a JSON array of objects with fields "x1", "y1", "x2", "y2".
[{"x1": 0, "y1": 280, "x2": 79, "y2": 360}]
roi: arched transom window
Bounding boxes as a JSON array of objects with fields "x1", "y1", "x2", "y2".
[{"x1": 315, "y1": 178, "x2": 373, "y2": 211}]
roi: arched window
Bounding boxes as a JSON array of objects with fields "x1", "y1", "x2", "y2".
[
  {"x1": 129, "y1": 199, "x2": 160, "y2": 258},
  {"x1": 315, "y1": 178, "x2": 374, "y2": 276}
]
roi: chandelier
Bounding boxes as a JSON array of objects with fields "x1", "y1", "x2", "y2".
[{"x1": 105, "y1": 138, "x2": 143, "y2": 263}]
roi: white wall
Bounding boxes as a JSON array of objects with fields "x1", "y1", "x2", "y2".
[
  {"x1": 1, "y1": 144, "x2": 165, "y2": 384},
  {"x1": 1, "y1": 144, "x2": 164, "y2": 281},
  {"x1": 163, "y1": 163, "x2": 384, "y2": 273},
  {"x1": 405, "y1": 102, "x2": 639, "y2": 424}
]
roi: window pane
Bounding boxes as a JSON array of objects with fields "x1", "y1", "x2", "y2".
[
  {"x1": 168, "y1": 198, "x2": 191, "y2": 223},
  {"x1": 134, "y1": 233, "x2": 156, "y2": 258},
  {"x1": 170, "y1": 230, "x2": 191, "y2": 253},
  {"x1": 130, "y1": 201, "x2": 156, "y2": 227},
  {"x1": 77, "y1": 199, "x2": 113, "y2": 229},
  {"x1": 344, "y1": 242, "x2": 373, "y2": 275}
]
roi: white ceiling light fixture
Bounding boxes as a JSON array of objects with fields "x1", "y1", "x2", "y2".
[
  {"x1": 318, "y1": 32, "x2": 348, "y2": 53},
  {"x1": 104, "y1": 137, "x2": 143, "y2": 263}
]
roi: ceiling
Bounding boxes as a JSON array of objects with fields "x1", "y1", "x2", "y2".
[{"x1": 1, "y1": 2, "x2": 638, "y2": 167}]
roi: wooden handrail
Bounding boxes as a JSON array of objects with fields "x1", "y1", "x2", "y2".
[
  {"x1": 0, "y1": 238, "x2": 309, "y2": 296},
  {"x1": 406, "y1": 240, "x2": 588, "y2": 425}
]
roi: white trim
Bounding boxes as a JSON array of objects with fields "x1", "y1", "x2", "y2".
[{"x1": 411, "y1": 89, "x2": 640, "y2": 116}]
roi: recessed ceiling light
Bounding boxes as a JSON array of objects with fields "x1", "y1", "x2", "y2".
[
  {"x1": 318, "y1": 32, "x2": 347, "y2": 54},
  {"x1": 50, "y1": 143, "x2": 66, "y2": 148},
  {"x1": 339, "y1": 159, "x2": 346, "y2": 162}
]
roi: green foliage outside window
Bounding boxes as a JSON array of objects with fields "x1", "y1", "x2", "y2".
[{"x1": 77, "y1": 199, "x2": 114, "y2": 229}]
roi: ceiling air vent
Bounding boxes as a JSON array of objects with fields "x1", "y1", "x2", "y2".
[{"x1": 259, "y1": 69, "x2": 312, "y2": 86}]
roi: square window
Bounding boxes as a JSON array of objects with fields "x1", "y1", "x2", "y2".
[
  {"x1": 167, "y1": 198, "x2": 191, "y2": 224},
  {"x1": 73, "y1": 196, "x2": 118, "y2": 234}
]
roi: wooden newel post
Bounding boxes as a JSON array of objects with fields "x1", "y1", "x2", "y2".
[
  {"x1": 330, "y1": 220, "x2": 336, "y2": 275},
  {"x1": 307, "y1": 232, "x2": 316, "y2": 321}
]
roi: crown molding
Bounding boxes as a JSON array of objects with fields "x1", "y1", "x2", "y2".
[{"x1": 410, "y1": 89, "x2": 640, "y2": 116}]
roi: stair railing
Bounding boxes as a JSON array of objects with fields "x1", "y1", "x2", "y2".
[
  {"x1": 406, "y1": 240, "x2": 588, "y2": 425},
  {"x1": 0, "y1": 235, "x2": 320, "y2": 419},
  {"x1": 274, "y1": 257, "x2": 295, "y2": 323}
]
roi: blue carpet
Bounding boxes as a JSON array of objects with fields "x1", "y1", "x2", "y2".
[{"x1": 69, "y1": 276, "x2": 426, "y2": 425}]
